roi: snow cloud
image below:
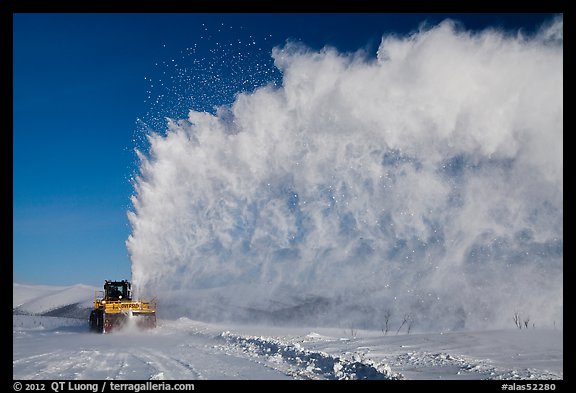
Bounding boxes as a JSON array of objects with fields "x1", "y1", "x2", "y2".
[{"x1": 127, "y1": 17, "x2": 563, "y2": 331}]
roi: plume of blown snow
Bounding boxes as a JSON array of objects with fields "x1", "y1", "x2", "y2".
[{"x1": 127, "y1": 17, "x2": 562, "y2": 331}]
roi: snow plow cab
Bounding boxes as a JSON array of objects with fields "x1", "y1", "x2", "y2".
[{"x1": 89, "y1": 280, "x2": 156, "y2": 333}]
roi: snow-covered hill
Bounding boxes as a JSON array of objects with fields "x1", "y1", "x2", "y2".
[
  {"x1": 13, "y1": 283, "x2": 563, "y2": 381},
  {"x1": 13, "y1": 283, "x2": 98, "y2": 319}
]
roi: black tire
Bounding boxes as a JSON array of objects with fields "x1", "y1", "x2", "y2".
[{"x1": 89, "y1": 309, "x2": 104, "y2": 333}]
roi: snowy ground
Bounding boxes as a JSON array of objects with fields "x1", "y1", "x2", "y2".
[{"x1": 13, "y1": 284, "x2": 563, "y2": 381}]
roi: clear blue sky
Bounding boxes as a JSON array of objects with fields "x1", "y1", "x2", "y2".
[{"x1": 12, "y1": 13, "x2": 556, "y2": 286}]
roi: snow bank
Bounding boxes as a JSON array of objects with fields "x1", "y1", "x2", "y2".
[{"x1": 218, "y1": 330, "x2": 402, "y2": 380}]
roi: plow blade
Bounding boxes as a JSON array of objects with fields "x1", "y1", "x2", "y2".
[
  {"x1": 90, "y1": 301, "x2": 156, "y2": 333},
  {"x1": 102, "y1": 311, "x2": 156, "y2": 333}
]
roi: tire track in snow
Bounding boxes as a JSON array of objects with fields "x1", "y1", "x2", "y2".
[
  {"x1": 131, "y1": 348, "x2": 205, "y2": 380},
  {"x1": 13, "y1": 350, "x2": 102, "y2": 380},
  {"x1": 13, "y1": 351, "x2": 67, "y2": 380}
]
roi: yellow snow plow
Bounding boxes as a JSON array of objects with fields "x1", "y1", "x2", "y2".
[{"x1": 89, "y1": 280, "x2": 156, "y2": 333}]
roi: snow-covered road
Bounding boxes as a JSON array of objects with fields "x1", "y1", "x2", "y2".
[
  {"x1": 13, "y1": 316, "x2": 292, "y2": 380},
  {"x1": 13, "y1": 315, "x2": 562, "y2": 380}
]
